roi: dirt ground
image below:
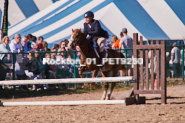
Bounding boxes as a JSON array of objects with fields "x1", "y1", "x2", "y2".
[{"x1": 0, "y1": 84, "x2": 185, "y2": 123}]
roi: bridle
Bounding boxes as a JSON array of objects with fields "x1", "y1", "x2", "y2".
[
  {"x1": 73, "y1": 32, "x2": 84, "y2": 47},
  {"x1": 74, "y1": 33, "x2": 80, "y2": 44}
]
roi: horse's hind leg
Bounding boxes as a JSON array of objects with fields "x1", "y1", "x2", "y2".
[
  {"x1": 106, "y1": 68, "x2": 119, "y2": 100},
  {"x1": 101, "y1": 71, "x2": 111, "y2": 100}
]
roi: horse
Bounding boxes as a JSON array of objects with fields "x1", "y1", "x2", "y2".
[{"x1": 68, "y1": 29, "x2": 126, "y2": 100}]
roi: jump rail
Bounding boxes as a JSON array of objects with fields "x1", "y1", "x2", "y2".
[
  {"x1": 0, "y1": 76, "x2": 134, "y2": 85},
  {"x1": 0, "y1": 100, "x2": 125, "y2": 106},
  {"x1": 0, "y1": 76, "x2": 133, "y2": 106}
]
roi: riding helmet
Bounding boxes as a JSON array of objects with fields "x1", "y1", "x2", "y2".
[{"x1": 84, "y1": 11, "x2": 94, "y2": 18}]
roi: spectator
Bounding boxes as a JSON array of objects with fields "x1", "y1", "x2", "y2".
[
  {"x1": 148, "y1": 50, "x2": 161, "y2": 79},
  {"x1": 0, "y1": 36, "x2": 12, "y2": 90},
  {"x1": 35, "y1": 49, "x2": 48, "y2": 88},
  {"x1": 36, "y1": 36, "x2": 43, "y2": 50},
  {"x1": 65, "y1": 39, "x2": 69, "y2": 47},
  {"x1": 9, "y1": 34, "x2": 22, "y2": 53},
  {"x1": 180, "y1": 47, "x2": 185, "y2": 76},
  {"x1": 44, "y1": 53, "x2": 57, "y2": 88},
  {"x1": 26, "y1": 51, "x2": 47, "y2": 91},
  {"x1": 45, "y1": 53, "x2": 57, "y2": 79},
  {"x1": 56, "y1": 47, "x2": 71, "y2": 89},
  {"x1": 58, "y1": 40, "x2": 71, "y2": 59},
  {"x1": 31, "y1": 36, "x2": 37, "y2": 49},
  {"x1": 0, "y1": 60, "x2": 11, "y2": 90},
  {"x1": 119, "y1": 28, "x2": 133, "y2": 76},
  {"x1": 15, "y1": 50, "x2": 29, "y2": 91},
  {"x1": 170, "y1": 43, "x2": 181, "y2": 78},
  {"x1": 41, "y1": 40, "x2": 50, "y2": 60},
  {"x1": 25, "y1": 52, "x2": 43, "y2": 91},
  {"x1": 24, "y1": 34, "x2": 33, "y2": 52},
  {"x1": 54, "y1": 44, "x2": 59, "y2": 50},
  {"x1": 9, "y1": 34, "x2": 22, "y2": 67},
  {"x1": 0, "y1": 36, "x2": 11, "y2": 63},
  {"x1": 58, "y1": 40, "x2": 66, "y2": 51},
  {"x1": 56, "y1": 47, "x2": 68, "y2": 62},
  {"x1": 113, "y1": 32, "x2": 124, "y2": 49},
  {"x1": 44, "y1": 53, "x2": 51, "y2": 79},
  {"x1": 111, "y1": 35, "x2": 118, "y2": 49},
  {"x1": 21, "y1": 36, "x2": 27, "y2": 50},
  {"x1": 166, "y1": 52, "x2": 171, "y2": 78},
  {"x1": 42, "y1": 41, "x2": 48, "y2": 50},
  {"x1": 51, "y1": 48, "x2": 57, "y2": 59}
]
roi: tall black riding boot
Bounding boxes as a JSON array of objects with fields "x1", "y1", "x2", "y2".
[{"x1": 99, "y1": 51, "x2": 106, "y2": 71}]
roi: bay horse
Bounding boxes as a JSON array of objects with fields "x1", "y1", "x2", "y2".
[{"x1": 68, "y1": 29, "x2": 126, "y2": 100}]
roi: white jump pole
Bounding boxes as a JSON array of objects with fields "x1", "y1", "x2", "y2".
[
  {"x1": 0, "y1": 76, "x2": 133, "y2": 85},
  {"x1": 0, "y1": 100, "x2": 125, "y2": 106}
]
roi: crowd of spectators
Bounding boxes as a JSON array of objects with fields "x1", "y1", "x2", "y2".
[
  {"x1": 0, "y1": 34, "x2": 80, "y2": 91},
  {"x1": 0, "y1": 28, "x2": 184, "y2": 91}
]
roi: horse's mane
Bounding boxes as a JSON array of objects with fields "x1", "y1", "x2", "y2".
[
  {"x1": 72, "y1": 28, "x2": 94, "y2": 50},
  {"x1": 73, "y1": 29, "x2": 82, "y2": 34}
]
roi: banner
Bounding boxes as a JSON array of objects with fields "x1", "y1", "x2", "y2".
[{"x1": 1, "y1": 0, "x2": 8, "y2": 40}]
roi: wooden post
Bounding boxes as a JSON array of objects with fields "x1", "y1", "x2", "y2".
[
  {"x1": 133, "y1": 33, "x2": 139, "y2": 90},
  {"x1": 156, "y1": 41, "x2": 160, "y2": 89},
  {"x1": 140, "y1": 36, "x2": 144, "y2": 90},
  {"x1": 133, "y1": 33, "x2": 139, "y2": 103},
  {"x1": 161, "y1": 41, "x2": 167, "y2": 104},
  {"x1": 150, "y1": 40, "x2": 154, "y2": 90}
]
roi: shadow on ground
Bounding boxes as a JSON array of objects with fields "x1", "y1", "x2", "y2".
[{"x1": 0, "y1": 87, "x2": 95, "y2": 99}]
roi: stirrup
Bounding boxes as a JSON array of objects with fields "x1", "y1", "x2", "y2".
[{"x1": 99, "y1": 65, "x2": 106, "y2": 71}]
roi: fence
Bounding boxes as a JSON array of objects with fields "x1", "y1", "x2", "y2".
[{"x1": 0, "y1": 41, "x2": 184, "y2": 92}]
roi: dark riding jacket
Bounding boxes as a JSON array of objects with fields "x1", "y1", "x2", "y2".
[{"x1": 84, "y1": 19, "x2": 109, "y2": 42}]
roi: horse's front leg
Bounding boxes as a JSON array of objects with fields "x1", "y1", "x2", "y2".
[
  {"x1": 101, "y1": 71, "x2": 111, "y2": 100},
  {"x1": 101, "y1": 82, "x2": 109, "y2": 100},
  {"x1": 91, "y1": 70, "x2": 102, "y2": 89},
  {"x1": 79, "y1": 66, "x2": 91, "y2": 88},
  {"x1": 106, "y1": 69, "x2": 119, "y2": 100}
]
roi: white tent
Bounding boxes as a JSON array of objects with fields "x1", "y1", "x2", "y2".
[{"x1": 5, "y1": 0, "x2": 185, "y2": 47}]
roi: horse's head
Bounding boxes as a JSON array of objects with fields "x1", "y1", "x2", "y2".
[{"x1": 68, "y1": 28, "x2": 82, "y2": 50}]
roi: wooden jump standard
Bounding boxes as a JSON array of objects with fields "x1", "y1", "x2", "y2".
[{"x1": 126, "y1": 33, "x2": 167, "y2": 105}]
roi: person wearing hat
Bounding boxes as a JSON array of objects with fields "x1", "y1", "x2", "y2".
[
  {"x1": 83, "y1": 11, "x2": 109, "y2": 70},
  {"x1": 119, "y1": 28, "x2": 133, "y2": 76}
]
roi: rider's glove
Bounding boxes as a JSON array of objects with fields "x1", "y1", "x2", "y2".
[{"x1": 83, "y1": 31, "x2": 88, "y2": 37}]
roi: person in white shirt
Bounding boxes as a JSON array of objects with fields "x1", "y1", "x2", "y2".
[
  {"x1": 9, "y1": 34, "x2": 22, "y2": 53},
  {"x1": 31, "y1": 36, "x2": 37, "y2": 49}
]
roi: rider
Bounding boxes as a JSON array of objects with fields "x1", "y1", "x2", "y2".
[{"x1": 83, "y1": 11, "x2": 109, "y2": 70}]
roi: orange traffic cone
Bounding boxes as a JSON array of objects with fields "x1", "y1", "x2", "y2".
[{"x1": 154, "y1": 76, "x2": 157, "y2": 86}]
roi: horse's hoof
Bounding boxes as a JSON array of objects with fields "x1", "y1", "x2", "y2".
[
  {"x1": 105, "y1": 97, "x2": 110, "y2": 100},
  {"x1": 101, "y1": 97, "x2": 105, "y2": 100},
  {"x1": 106, "y1": 94, "x2": 111, "y2": 100}
]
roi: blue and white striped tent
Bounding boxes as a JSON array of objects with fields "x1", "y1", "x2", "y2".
[
  {"x1": 4, "y1": 0, "x2": 185, "y2": 47},
  {"x1": 0, "y1": 0, "x2": 56, "y2": 28}
]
